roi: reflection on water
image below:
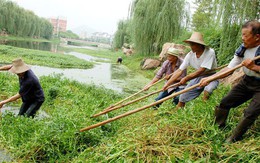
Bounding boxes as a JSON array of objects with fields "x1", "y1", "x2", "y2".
[{"x1": 0, "y1": 39, "x2": 59, "y2": 52}]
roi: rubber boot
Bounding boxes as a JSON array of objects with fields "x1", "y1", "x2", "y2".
[
  {"x1": 215, "y1": 106, "x2": 229, "y2": 128},
  {"x1": 225, "y1": 118, "x2": 254, "y2": 143}
]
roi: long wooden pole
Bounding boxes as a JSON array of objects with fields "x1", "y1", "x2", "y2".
[
  {"x1": 80, "y1": 83, "x2": 199, "y2": 132},
  {"x1": 93, "y1": 64, "x2": 228, "y2": 117},
  {"x1": 92, "y1": 83, "x2": 180, "y2": 117},
  {"x1": 102, "y1": 73, "x2": 173, "y2": 111},
  {"x1": 102, "y1": 64, "x2": 227, "y2": 111},
  {"x1": 80, "y1": 57, "x2": 259, "y2": 132}
]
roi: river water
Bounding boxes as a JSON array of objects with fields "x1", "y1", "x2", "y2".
[{"x1": 30, "y1": 51, "x2": 149, "y2": 93}]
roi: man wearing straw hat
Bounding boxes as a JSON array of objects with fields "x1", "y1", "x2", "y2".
[
  {"x1": 200, "y1": 20, "x2": 260, "y2": 143},
  {"x1": 163, "y1": 32, "x2": 219, "y2": 108},
  {"x1": 143, "y1": 47, "x2": 187, "y2": 108},
  {"x1": 0, "y1": 58, "x2": 45, "y2": 118}
]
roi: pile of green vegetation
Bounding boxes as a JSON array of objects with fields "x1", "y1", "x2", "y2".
[
  {"x1": 0, "y1": 45, "x2": 259, "y2": 162},
  {"x1": 0, "y1": 45, "x2": 93, "y2": 69},
  {"x1": 0, "y1": 72, "x2": 259, "y2": 162}
]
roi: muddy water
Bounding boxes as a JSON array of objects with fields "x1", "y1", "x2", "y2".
[{"x1": 31, "y1": 52, "x2": 149, "y2": 94}]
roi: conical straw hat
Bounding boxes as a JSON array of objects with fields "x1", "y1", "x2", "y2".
[
  {"x1": 184, "y1": 32, "x2": 206, "y2": 46},
  {"x1": 9, "y1": 58, "x2": 30, "y2": 74}
]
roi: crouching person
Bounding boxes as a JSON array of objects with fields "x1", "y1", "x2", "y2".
[{"x1": 0, "y1": 58, "x2": 45, "y2": 118}]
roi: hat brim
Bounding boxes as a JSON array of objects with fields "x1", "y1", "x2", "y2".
[
  {"x1": 167, "y1": 53, "x2": 179, "y2": 57},
  {"x1": 9, "y1": 65, "x2": 30, "y2": 74},
  {"x1": 184, "y1": 39, "x2": 207, "y2": 46}
]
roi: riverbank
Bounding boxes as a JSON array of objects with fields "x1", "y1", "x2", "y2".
[
  {"x1": 0, "y1": 45, "x2": 93, "y2": 69},
  {"x1": 0, "y1": 45, "x2": 259, "y2": 162},
  {"x1": 0, "y1": 35, "x2": 60, "y2": 43},
  {"x1": 72, "y1": 48, "x2": 157, "y2": 79}
]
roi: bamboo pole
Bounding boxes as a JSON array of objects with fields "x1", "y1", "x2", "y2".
[
  {"x1": 93, "y1": 64, "x2": 228, "y2": 117},
  {"x1": 80, "y1": 57, "x2": 260, "y2": 132},
  {"x1": 102, "y1": 64, "x2": 227, "y2": 111},
  {"x1": 102, "y1": 72, "x2": 173, "y2": 111},
  {"x1": 80, "y1": 83, "x2": 199, "y2": 132},
  {"x1": 91, "y1": 83, "x2": 180, "y2": 117}
]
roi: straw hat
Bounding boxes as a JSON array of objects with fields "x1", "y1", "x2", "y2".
[
  {"x1": 9, "y1": 58, "x2": 30, "y2": 74},
  {"x1": 184, "y1": 32, "x2": 206, "y2": 46},
  {"x1": 166, "y1": 47, "x2": 181, "y2": 57}
]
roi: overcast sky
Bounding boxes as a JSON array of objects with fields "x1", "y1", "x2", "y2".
[
  {"x1": 12, "y1": 0, "x2": 133, "y2": 34},
  {"x1": 12, "y1": 0, "x2": 196, "y2": 35}
]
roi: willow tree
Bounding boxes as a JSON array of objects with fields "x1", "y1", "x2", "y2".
[
  {"x1": 113, "y1": 20, "x2": 131, "y2": 49},
  {"x1": 130, "y1": 0, "x2": 189, "y2": 55},
  {"x1": 0, "y1": 0, "x2": 53, "y2": 39},
  {"x1": 213, "y1": 0, "x2": 260, "y2": 64}
]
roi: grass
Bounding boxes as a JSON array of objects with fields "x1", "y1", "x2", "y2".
[
  {"x1": 0, "y1": 35, "x2": 60, "y2": 43},
  {"x1": 0, "y1": 45, "x2": 93, "y2": 69},
  {"x1": 73, "y1": 48, "x2": 158, "y2": 79},
  {"x1": 0, "y1": 45, "x2": 259, "y2": 162}
]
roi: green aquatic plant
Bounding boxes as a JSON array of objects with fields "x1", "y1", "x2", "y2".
[{"x1": 0, "y1": 45, "x2": 93, "y2": 69}]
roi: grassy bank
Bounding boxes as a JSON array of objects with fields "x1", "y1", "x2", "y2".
[
  {"x1": 0, "y1": 71, "x2": 259, "y2": 162},
  {"x1": 73, "y1": 48, "x2": 158, "y2": 79},
  {"x1": 0, "y1": 45, "x2": 259, "y2": 162},
  {"x1": 0, "y1": 45, "x2": 93, "y2": 69},
  {"x1": 0, "y1": 36, "x2": 60, "y2": 43}
]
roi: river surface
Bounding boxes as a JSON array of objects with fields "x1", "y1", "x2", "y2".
[{"x1": 30, "y1": 51, "x2": 149, "y2": 93}]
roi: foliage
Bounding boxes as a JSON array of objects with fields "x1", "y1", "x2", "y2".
[
  {"x1": 128, "y1": 0, "x2": 189, "y2": 55},
  {"x1": 0, "y1": 0, "x2": 53, "y2": 39},
  {"x1": 0, "y1": 45, "x2": 93, "y2": 69},
  {"x1": 1, "y1": 72, "x2": 259, "y2": 162},
  {"x1": 59, "y1": 30, "x2": 79, "y2": 39},
  {"x1": 192, "y1": 0, "x2": 214, "y2": 30},
  {"x1": 214, "y1": 0, "x2": 260, "y2": 64},
  {"x1": 0, "y1": 44, "x2": 259, "y2": 162},
  {"x1": 0, "y1": 73, "x2": 123, "y2": 162},
  {"x1": 191, "y1": 0, "x2": 259, "y2": 65},
  {"x1": 113, "y1": 20, "x2": 131, "y2": 49}
]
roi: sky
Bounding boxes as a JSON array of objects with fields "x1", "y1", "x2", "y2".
[{"x1": 12, "y1": 0, "x2": 133, "y2": 34}]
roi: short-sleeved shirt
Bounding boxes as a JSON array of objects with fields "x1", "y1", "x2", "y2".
[
  {"x1": 179, "y1": 48, "x2": 217, "y2": 71},
  {"x1": 228, "y1": 45, "x2": 260, "y2": 78},
  {"x1": 156, "y1": 58, "x2": 187, "y2": 92},
  {"x1": 19, "y1": 70, "x2": 45, "y2": 103}
]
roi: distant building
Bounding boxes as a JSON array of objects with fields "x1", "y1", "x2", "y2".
[
  {"x1": 79, "y1": 31, "x2": 87, "y2": 39},
  {"x1": 90, "y1": 32, "x2": 112, "y2": 44},
  {"x1": 49, "y1": 16, "x2": 67, "y2": 35}
]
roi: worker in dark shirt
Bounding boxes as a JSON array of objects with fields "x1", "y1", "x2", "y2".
[{"x1": 0, "y1": 58, "x2": 45, "y2": 118}]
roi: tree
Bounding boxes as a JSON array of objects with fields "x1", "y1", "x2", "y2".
[
  {"x1": 213, "y1": 0, "x2": 260, "y2": 64},
  {"x1": 113, "y1": 20, "x2": 131, "y2": 49},
  {"x1": 130, "y1": 0, "x2": 189, "y2": 55}
]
